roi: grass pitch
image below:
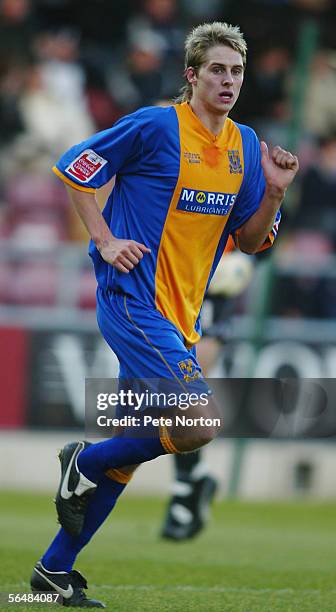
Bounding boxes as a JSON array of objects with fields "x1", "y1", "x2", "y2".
[{"x1": 1, "y1": 491, "x2": 336, "y2": 611}]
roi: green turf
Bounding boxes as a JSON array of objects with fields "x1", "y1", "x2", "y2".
[{"x1": 1, "y1": 491, "x2": 336, "y2": 611}]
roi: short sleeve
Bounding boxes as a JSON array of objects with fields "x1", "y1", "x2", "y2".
[
  {"x1": 52, "y1": 112, "x2": 143, "y2": 193},
  {"x1": 229, "y1": 124, "x2": 280, "y2": 252},
  {"x1": 228, "y1": 125, "x2": 265, "y2": 236}
]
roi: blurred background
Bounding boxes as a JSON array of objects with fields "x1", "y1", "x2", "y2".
[{"x1": 1, "y1": 0, "x2": 336, "y2": 500}]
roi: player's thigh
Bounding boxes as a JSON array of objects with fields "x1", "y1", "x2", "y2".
[
  {"x1": 96, "y1": 289, "x2": 221, "y2": 448},
  {"x1": 96, "y1": 289, "x2": 203, "y2": 381}
]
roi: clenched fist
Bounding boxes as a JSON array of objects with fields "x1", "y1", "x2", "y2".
[
  {"x1": 100, "y1": 238, "x2": 151, "y2": 273},
  {"x1": 261, "y1": 142, "x2": 299, "y2": 194}
]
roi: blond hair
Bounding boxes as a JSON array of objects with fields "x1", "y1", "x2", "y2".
[{"x1": 176, "y1": 22, "x2": 247, "y2": 103}]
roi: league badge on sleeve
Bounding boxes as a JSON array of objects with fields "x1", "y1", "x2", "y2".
[
  {"x1": 228, "y1": 150, "x2": 242, "y2": 174},
  {"x1": 65, "y1": 149, "x2": 108, "y2": 183}
]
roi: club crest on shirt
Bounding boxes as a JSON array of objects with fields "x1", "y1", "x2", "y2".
[
  {"x1": 178, "y1": 359, "x2": 200, "y2": 383},
  {"x1": 228, "y1": 150, "x2": 242, "y2": 174},
  {"x1": 65, "y1": 149, "x2": 108, "y2": 183}
]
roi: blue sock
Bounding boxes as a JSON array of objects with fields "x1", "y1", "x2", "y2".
[
  {"x1": 42, "y1": 476, "x2": 125, "y2": 572},
  {"x1": 77, "y1": 436, "x2": 166, "y2": 483}
]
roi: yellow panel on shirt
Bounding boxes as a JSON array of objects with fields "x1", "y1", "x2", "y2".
[{"x1": 155, "y1": 102, "x2": 244, "y2": 348}]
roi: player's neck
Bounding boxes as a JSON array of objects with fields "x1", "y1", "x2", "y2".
[{"x1": 189, "y1": 99, "x2": 228, "y2": 136}]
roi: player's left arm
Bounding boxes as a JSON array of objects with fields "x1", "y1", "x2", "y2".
[{"x1": 237, "y1": 142, "x2": 299, "y2": 254}]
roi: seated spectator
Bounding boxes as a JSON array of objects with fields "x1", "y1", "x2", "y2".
[
  {"x1": 18, "y1": 59, "x2": 94, "y2": 156},
  {"x1": 0, "y1": 0, "x2": 37, "y2": 61},
  {"x1": 303, "y1": 51, "x2": 336, "y2": 139},
  {"x1": 293, "y1": 134, "x2": 336, "y2": 247},
  {"x1": 107, "y1": 31, "x2": 167, "y2": 111}
]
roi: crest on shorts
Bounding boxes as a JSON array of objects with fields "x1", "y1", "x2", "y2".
[
  {"x1": 178, "y1": 359, "x2": 200, "y2": 383},
  {"x1": 228, "y1": 150, "x2": 242, "y2": 174}
]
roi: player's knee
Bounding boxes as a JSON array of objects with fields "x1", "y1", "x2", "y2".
[
  {"x1": 173, "y1": 422, "x2": 220, "y2": 452},
  {"x1": 192, "y1": 406, "x2": 222, "y2": 448},
  {"x1": 193, "y1": 422, "x2": 220, "y2": 448},
  {"x1": 168, "y1": 395, "x2": 222, "y2": 452}
]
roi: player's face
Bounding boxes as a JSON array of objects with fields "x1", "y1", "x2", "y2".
[{"x1": 190, "y1": 45, "x2": 244, "y2": 115}]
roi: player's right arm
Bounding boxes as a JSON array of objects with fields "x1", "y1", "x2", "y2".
[
  {"x1": 52, "y1": 110, "x2": 154, "y2": 273},
  {"x1": 65, "y1": 184, "x2": 150, "y2": 273}
]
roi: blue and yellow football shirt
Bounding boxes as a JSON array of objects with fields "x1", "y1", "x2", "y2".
[{"x1": 53, "y1": 102, "x2": 280, "y2": 347}]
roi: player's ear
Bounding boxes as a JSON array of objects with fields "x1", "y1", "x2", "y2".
[{"x1": 185, "y1": 67, "x2": 197, "y2": 85}]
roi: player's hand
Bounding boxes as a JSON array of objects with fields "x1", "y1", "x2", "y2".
[
  {"x1": 261, "y1": 142, "x2": 299, "y2": 194},
  {"x1": 100, "y1": 238, "x2": 151, "y2": 273}
]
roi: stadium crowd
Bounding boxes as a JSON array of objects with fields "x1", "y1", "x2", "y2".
[{"x1": 0, "y1": 0, "x2": 335, "y2": 317}]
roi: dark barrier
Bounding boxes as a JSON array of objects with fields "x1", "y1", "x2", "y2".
[
  {"x1": 27, "y1": 330, "x2": 119, "y2": 428},
  {"x1": 0, "y1": 327, "x2": 28, "y2": 428},
  {"x1": 0, "y1": 325, "x2": 334, "y2": 436},
  {"x1": 85, "y1": 377, "x2": 336, "y2": 440}
]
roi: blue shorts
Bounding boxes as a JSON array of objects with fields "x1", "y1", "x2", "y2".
[{"x1": 96, "y1": 288, "x2": 211, "y2": 400}]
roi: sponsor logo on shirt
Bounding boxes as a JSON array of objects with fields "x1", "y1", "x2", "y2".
[
  {"x1": 227, "y1": 150, "x2": 242, "y2": 174},
  {"x1": 177, "y1": 187, "x2": 236, "y2": 216},
  {"x1": 65, "y1": 149, "x2": 108, "y2": 183}
]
